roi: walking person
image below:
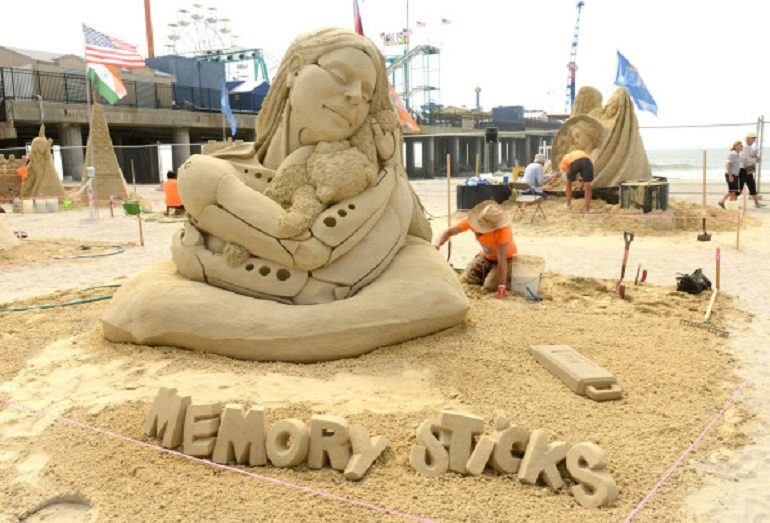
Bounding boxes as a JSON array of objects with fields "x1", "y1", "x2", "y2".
[
  {"x1": 739, "y1": 131, "x2": 764, "y2": 208},
  {"x1": 719, "y1": 140, "x2": 743, "y2": 209}
]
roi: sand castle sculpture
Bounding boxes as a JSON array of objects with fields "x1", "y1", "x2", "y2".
[
  {"x1": 80, "y1": 102, "x2": 129, "y2": 202},
  {"x1": 102, "y1": 28, "x2": 469, "y2": 361},
  {"x1": 550, "y1": 86, "x2": 652, "y2": 189},
  {"x1": 0, "y1": 155, "x2": 23, "y2": 202},
  {"x1": 20, "y1": 125, "x2": 66, "y2": 200}
]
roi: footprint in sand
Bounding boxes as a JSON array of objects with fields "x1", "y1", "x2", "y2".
[{"x1": 21, "y1": 494, "x2": 92, "y2": 522}]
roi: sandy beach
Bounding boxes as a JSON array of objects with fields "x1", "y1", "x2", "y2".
[{"x1": 1, "y1": 179, "x2": 769, "y2": 522}]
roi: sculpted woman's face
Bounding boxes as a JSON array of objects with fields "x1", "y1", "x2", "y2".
[{"x1": 289, "y1": 47, "x2": 376, "y2": 145}]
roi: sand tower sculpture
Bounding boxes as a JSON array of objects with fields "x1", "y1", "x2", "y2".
[
  {"x1": 20, "y1": 125, "x2": 66, "y2": 200},
  {"x1": 102, "y1": 28, "x2": 469, "y2": 362},
  {"x1": 0, "y1": 220, "x2": 19, "y2": 250},
  {"x1": 80, "y1": 102, "x2": 129, "y2": 202},
  {"x1": 550, "y1": 86, "x2": 651, "y2": 189},
  {"x1": 0, "y1": 155, "x2": 23, "y2": 202}
]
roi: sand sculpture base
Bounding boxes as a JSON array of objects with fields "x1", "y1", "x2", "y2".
[{"x1": 102, "y1": 239, "x2": 469, "y2": 362}]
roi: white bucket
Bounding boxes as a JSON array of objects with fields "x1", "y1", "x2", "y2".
[
  {"x1": 509, "y1": 254, "x2": 545, "y2": 296},
  {"x1": 46, "y1": 199, "x2": 59, "y2": 212},
  {"x1": 34, "y1": 200, "x2": 48, "y2": 213},
  {"x1": 22, "y1": 199, "x2": 35, "y2": 213}
]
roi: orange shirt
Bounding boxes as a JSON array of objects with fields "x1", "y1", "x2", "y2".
[
  {"x1": 16, "y1": 165, "x2": 28, "y2": 180},
  {"x1": 560, "y1": 149, "x2": 589, "y2": 173},
  {"x1": 457, "y1": 218, "x2": 517, "y2": 261},
  {"x1": 163, "y1": 179, "x2": 182, "y2": 207}
]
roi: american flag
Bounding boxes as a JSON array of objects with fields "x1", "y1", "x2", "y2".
[{"x1": 82, "y1": 24, "x2": 144, "y2": 69}]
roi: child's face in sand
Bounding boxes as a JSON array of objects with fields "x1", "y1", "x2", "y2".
[{"x1": 290, "y1": 47, "x2": 376, "y2": 145}]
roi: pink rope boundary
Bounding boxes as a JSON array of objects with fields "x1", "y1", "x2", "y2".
[
  {"x1": 624, "y1": 352, "x2": 770, "y2": 521},
  {"x1": 0, "y1": 397, "x2": 436, "y2": 522}
]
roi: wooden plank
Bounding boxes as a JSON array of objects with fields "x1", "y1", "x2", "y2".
[{"x1": 529, "y1": 345, "x2": 622, "y2": 401}]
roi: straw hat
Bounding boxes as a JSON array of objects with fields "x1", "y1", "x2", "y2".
[
  {"x1": 746, "y1": 131, "x2": 757, "y2": 139},
  {"x1": 468, "y1": 200, "x2": 508, "y2": 233}
]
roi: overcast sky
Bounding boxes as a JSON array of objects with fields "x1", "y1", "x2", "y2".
[{"x1": 3, "y1": 0, "x2": 768, "y2": 149}]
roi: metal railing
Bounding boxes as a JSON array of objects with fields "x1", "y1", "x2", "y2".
[{"x1": 0, "y1": 67, "x2": 227, "y2": 113}]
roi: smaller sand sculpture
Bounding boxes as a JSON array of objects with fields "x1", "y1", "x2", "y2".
[
  {"x1": 80, "y1": 102, "x2": 129, "y2": 202},
  {"x1": 550, "y1": 86, "x2": 652, "y2": 189},
  {"x1": 0, "y1": 220, "x2": 19, "y2": 250},
  {"x1": 143, "y1": 387, "x2": 388, "y2": 481},
  {"x1": 0, "y1": 155, "x2": 23, "y2": 202},
  {"x1": 410, "y1": 410, "x2": 617, "y2": 508},
  {"x1": 20, "y1": 125, "x2": 66, "y2": 200}
]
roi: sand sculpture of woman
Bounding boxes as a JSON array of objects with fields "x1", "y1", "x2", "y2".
[
  {"x1": 550, "y1": 86, "x2": 651, "y2": 189},
  {"x1": 20, "y1": 125, "x2": 66, "y2": 200},
  {"x1": 102, "y1": 28, "x2": 468, "y2": 361}
]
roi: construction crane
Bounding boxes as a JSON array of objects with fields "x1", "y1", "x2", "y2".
[{"x1": 565, "y1": 1, "x2": 585, "y2": 113}]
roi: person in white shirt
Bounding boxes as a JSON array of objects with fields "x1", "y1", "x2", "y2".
[
  {"x1": 719, "y1": 140, "x2": 743, "y2": 209},
  {"x1": 739, "y1": 131, "x2": 764, "y2": 208},
  {"x1": 521, "y1": 153, "x2": 554, "y2": 196}
]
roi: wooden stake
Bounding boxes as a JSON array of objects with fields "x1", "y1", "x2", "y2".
[
  {"x1": 715, "y1": 247, "x2": 721, "y2": 290},
  {"x1": 138, "y1": 215, "x2": 145, "y2": 246},
  {"x1": 109, "y1": 194, "x2": 114, "y2": 217},
  {"x1": 130, "y1": 158, "x2": 138, "y2": 195},
  {"x1": 446, "y1": 153, "x2": 452, "y2": 228},
  {"x1": 704, "y1": 289, "x2": 718, "y2": 323},
  {"x1": 701, "y1": 150, "x2": 707, "y2": 209}
]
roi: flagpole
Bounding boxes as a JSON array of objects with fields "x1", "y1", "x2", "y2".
[{"x1": 81, "y1": 27, "x2": 94, "y2": 171}]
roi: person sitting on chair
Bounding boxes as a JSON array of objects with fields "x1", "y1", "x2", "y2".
[
  {"x1": 522, "y1": 153, "x2": 554, "y2": 197},
  {"x1": 433, "y1": 200, "x2": 517, "y2": 299},
  {"x1": 163, "y1": 171, "x2": 184, "y2": 216}
]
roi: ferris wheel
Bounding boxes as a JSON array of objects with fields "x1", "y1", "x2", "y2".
[{"x1": 164, "y1": 3, "x2": 239, "y2": 55}]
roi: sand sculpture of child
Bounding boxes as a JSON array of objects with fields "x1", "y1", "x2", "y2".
[
  {"x1": 549, "y1": 86, "x2": 652, "y2": 190},
  {"x1": 102, "y1": 28, "x2": 469, "y2": 362},
  {"x1": 20, "y1": 125, "x2": 66, "y2": 200}
]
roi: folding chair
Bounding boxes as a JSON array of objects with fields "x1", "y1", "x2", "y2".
[{"x1": 509, "y1": 182, "x2": 546, "y2": 223}]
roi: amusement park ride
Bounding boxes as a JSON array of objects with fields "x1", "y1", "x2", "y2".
[{"x1": 163, "y1": 3, "x2": 270, "y2": 83}]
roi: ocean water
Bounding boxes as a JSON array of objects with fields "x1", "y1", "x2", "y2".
[{"x1": 647, "y1": 147, "x2": 769, "y2": 182}]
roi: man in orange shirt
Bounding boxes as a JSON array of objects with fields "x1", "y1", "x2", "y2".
[
  {"x1": 434, "y1": 200, "x2": 516, "y2": 299},
  {"x1": 559, "y1": 149, "x2": 594, "y2": 213},
  {"x1": 163, "y1": 170, "x2": 184, "y2": 215}
]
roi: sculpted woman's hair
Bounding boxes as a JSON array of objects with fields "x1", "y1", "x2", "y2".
[{"x1": 254, "y1": 27, "x2": 395, "y2": 161}]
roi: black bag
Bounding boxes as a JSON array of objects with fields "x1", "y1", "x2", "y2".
[{"x1": 676, "y1": 268, "x2": 712, "y2": 295}]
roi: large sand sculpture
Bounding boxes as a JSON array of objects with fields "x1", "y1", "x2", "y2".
[
  {"x1": 102, "y1": 28, "x2": 469, "y2": 361},
  {"x1": 551, "y1": 86, "x2": 652, "y2": 189},
  {"x1": 80, "y1": 102, "x2": 129, "y2": 202},
  {"x1": 20, "y1": 125, "x2": 66, "y2": 200}
]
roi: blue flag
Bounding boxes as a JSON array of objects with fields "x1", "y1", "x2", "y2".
[
  {"x1": 220, "y1": 82, "x2": 237, "y2": 136},
  {"x1": 614, "y1": 51, "x2": 658, "y2": 116}
]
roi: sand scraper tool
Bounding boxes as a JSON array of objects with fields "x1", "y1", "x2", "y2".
[
  {"x1": 616, "y1": 231, "x2": 634, "y2": 298},
  {"x1": 697, "y1": 217, "x2": 711, "y2": 241}
]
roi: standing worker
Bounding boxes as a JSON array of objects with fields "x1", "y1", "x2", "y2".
[
  {"x1": 559, "y1": 149, "x2": 594, "y2": 213},
  {"x1": 719, "y1": 140, "x2": 743, "y2": 209},
  {"x1": 163, "y1": 170, "x2": 184, "y2": 215},
  {"x1": 433, "y1": 200, "x2": 516, "y2": 299},
  {"x1": 739, "y1": 131, "x2": 764, "y2": 208}
]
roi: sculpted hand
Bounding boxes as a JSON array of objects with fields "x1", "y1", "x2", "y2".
[
  {"x1": 496, "y1": 284, "x2": 507, "y2": 300},
  {"x1": 372, "y1": 120, "x2": 396, "y2": 161}
]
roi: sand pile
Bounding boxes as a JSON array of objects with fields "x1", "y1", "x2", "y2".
[
  {"x1": 495, "y1": 197, "x2": 758, "y2": 236},
  {"x1": 0, "y1": 220, "x2": 19, "y2": 250},
  {"x1": 0, "y1": 274, "x2": 750, "y2": 521}
]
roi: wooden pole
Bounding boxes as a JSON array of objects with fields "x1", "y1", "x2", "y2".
[
  {"x1": 130, "y1": 159, "x2": 138, "y2": 196},
  {"x1": 715, "y1": 247, "x2": 721, "y2": 290},
  {"x1": 736, "y1": 191, "x2": 747, "y2": 249},
  {"x1": 138, "y1": 216, "x2": 145, "y2": 247},
  {"x1": 143, "y1": 0, "x2": 155, "y2": 58},
  {"x1": 446, "y1": 153, "x2": 452, "y2": 228},
  {"x1": 704, "y1": 289, "x2": 718, "y2": 323},
  {"x1": 701, "y1": 149, "x2": 707, "y2": 209},
  {"x1": 109, "y1": 194, "x2": 114, "y2": 218},
  {"x1": 475, "y1": 152, "x2": 480, "y2": 177}
]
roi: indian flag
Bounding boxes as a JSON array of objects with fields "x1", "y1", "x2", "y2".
[{"x1": 87, "y1": 63, "x2": 127, "y2": 105}]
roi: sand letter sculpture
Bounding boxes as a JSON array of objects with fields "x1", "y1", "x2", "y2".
[
  {"x1": 102, "y1": 28, "x2": 469, "y2": 361},
  {"x1": 550, "y1": 86, "x2": 652, "y2": 189},
  {"x1": 20, "y1": 125, "x2": 66, "y2": 200}
]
